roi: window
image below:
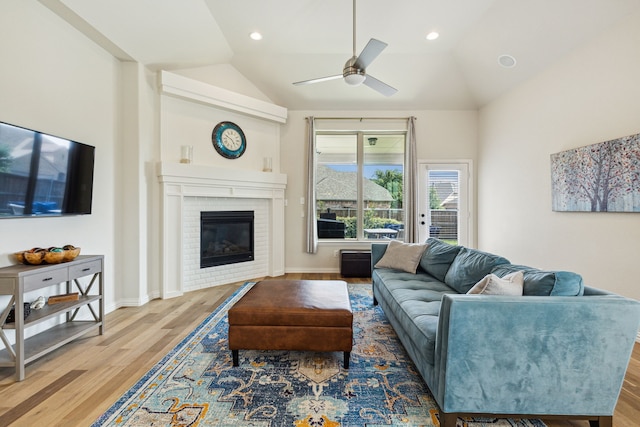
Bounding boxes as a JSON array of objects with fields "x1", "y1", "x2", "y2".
[{"x1": 315, "y1": 132, "x2": 405, "y2": 240}]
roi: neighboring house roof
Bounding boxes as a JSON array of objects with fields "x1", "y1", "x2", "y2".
[
  {"x1": 430, "y1": 181, "x2": 458, "y2": 209},
  {"x1": 440, "y1": 191, "x2": 459, "y2": 209},
  {"x1": 9, "y1": 152, "x2": 65, "y2": 179},
  {"x1": 316, "y1": 165, "x2": 394, "y2": 202},
  {"x1": 431, "y1": 182, "x2": 455, "y2": 202},
  {"x1": 3, "y1": 131, "x2": 68, "y2": 179}
]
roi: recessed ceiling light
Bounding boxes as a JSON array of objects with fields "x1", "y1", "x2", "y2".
[
  {"x1": 498, "y1": 54, "x2": 517, "y2": 68},
  {"x1": 426, "y1": 31, "x2": 439, "y2": 41},
  {"x1": 249, "y1": 32, "x2": 263, "y2": 41}
]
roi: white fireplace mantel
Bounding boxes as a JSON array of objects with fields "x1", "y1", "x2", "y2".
[{"x1": 157, "y1": 162, "x2": 287, "y2": 298}]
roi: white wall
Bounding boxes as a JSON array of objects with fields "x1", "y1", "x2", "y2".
[
  {"x1": 478, "y1": 11, "x2": 640, "y2": 300},
  {"x1": 282, "y1": 110, "x2": 478, "y2": 272},
  {"x1": 159, "y1": 95, "x2": 281, "y2": 172},
  {"x1": 0, "y1": 1, "x2": 119, "y2": 312}
]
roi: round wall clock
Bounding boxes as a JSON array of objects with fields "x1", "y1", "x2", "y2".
[{"x1": 211, "y1": 121, "x2": 246, "y2": 159}]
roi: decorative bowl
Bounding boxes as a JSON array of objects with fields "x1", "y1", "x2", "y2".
[
  {"x1": 44, "y1": 250, "x2": 65, "y2": 264},
  {"x1": 23, "y1": 251, "x2": 45, "y2": 265},
  {"x1": 63, "y1": 247, "x2": 81, "y2": 261},
  {"x1": 14, "y1": 252, "x2": 25, "y2": 264}
]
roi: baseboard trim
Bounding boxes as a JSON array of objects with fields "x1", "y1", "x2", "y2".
[
  {"x1": 636, "y1": 330, "x2": 640, "y2": 343},
  {"x1": 285, "y1": 267, "x2": 340, "y2": 274}
]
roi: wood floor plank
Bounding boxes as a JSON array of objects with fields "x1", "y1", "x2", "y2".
[
  {"x1": 0, "y1": 276, "x2": 636, "y2": 426},
  {"x1": 0, "y1": 369, "x2": 86, "y2": 426}
]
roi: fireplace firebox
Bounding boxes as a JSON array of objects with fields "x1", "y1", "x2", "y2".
[{"x1": 201, "y1": 211, "x2": 254, "y2": 268}]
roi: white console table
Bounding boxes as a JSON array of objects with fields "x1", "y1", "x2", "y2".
[{"x1": 0, "y1": 255, "x2": 104, "y2": 381}]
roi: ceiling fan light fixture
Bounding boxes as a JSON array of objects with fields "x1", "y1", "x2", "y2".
[{"x1": 344, "y1": 72, "x2": 366, "y2": 86}]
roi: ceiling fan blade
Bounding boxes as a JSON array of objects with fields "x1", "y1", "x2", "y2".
[
  {"x1": 293, "y1": 74, "x2": 342, "y2": 86},
  {"x1": 363, "y1": 74, "x2": 397, "y2": 97},
  {"x1": 354, "y1": 38, "x2": 387, "y2": 69}
]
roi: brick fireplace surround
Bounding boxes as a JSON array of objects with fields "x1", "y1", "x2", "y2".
[{"x1": 157, "y1": 162, "x2": 287, "y2": 298}]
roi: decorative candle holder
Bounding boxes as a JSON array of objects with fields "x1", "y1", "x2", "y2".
[
  {"x1": 263, "y1": 157, "x2": 272, "y2": 172},
  {"x1": 180, "y1": 145, "x2": 193, "y2": 164}
]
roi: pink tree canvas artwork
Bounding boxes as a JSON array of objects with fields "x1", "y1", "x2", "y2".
[{"x1": 551, "y1": 133, "x2": 640, "y2": 212}]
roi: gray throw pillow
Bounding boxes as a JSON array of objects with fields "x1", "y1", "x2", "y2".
[{"x1": 374, "y1": 240, "x2": 428, "y2": 274}]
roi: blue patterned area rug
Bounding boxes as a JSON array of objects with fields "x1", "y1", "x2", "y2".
[{"x1": 92, "y1": 283, "x2": 547, "y2": 427}]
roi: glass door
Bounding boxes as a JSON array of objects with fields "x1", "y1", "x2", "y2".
[{"x1": 418, "y1": 162, "x2": 471, "y2": 246}]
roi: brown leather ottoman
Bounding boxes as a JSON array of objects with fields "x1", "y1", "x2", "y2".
[{"x1": 228, "y1": 280, "x2": 353, "y2": 368}]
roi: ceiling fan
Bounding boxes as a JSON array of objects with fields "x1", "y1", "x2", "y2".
[{"x1": 293, "y1": 0, "x2": 397, "y2": 96}]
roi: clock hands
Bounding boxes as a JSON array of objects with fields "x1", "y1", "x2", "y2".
[{"x1": 222, "y1": 130, "x2": 241, "y2": 150}]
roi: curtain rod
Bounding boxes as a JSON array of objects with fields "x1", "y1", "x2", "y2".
[{"x1": 309, "y1": 116, "x2": 415, "y2": 121}]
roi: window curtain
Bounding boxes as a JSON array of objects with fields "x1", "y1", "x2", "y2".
[
  {"x1": 404, "y1": 117, "x2": 418, "y2": 243},
  {"x1": 305, "y1": 117, "x2": 318, "y2": 254}
]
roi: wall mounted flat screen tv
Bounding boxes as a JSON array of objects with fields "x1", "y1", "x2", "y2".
[{"x1": 0, "y1": 121, "x2": 95, "y2": 218}]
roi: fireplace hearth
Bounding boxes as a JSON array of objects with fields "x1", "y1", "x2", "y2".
[{"x1": 201, "y1": 210, "x2": 254, "y2": 268}]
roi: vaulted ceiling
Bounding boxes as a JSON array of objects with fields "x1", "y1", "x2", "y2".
[{"x1": 41, "y1": 0, "x2": 640, "y2": 110}]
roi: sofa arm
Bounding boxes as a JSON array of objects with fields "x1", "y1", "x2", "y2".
[
  {"x1": 434, "y1": 294, "x2": 639, "y2": 416},
  {"x1": 371, "y1": 243, "x2": 388, "y2": 270}
]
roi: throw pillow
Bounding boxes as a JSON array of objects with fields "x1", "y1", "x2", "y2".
[
  {"x1": 374, "y1": 240, "x2": 428, "y2": 274},
  {"x1": 467, "y1": 270, "x2": 524, "y2": 296}
]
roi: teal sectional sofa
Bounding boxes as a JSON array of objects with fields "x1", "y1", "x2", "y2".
[{"x1": 371, "y1": 238, "x2": 639, "y2": 427}]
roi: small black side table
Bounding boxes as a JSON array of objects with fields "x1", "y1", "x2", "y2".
[{"x1": 340, "y1": 250, "x2": 372, "y2": 277}]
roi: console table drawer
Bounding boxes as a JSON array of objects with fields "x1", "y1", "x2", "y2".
[
  {"x1": 69, "y1": 260, "x2": 102, "y2": 280},
  {"x1": 23, "y1": 268, "x2": 69, "y2": 291}
]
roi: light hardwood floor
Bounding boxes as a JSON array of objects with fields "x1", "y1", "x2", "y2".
[{"x1": 0, "y1": 273, "x2": 637, "y2": 426}]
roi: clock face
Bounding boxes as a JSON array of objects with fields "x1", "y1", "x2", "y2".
[{"x1": 212, "y1": 122, "x2": 246, "y2": 159}]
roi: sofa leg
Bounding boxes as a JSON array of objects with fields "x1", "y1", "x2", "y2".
[
  {"x1": 343, "y1": 351, "x2": 350, "y2": 369},
  {"x1": 440, "y1": 412, "x2": 457, "y2": 427},
  {"x1": 373, "y1": 295, "x2": 378, "y2": 306},
  {"x1": 589, "y1": 416, "x2": 612, "y2": 427},
  {"x1": 232, "y1": 350, "x2": 239, "y2": 366}
]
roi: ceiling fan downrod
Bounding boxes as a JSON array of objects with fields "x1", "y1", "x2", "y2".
[{"x1": 344, "y1": 0, "x2": 366, "y2": 86}]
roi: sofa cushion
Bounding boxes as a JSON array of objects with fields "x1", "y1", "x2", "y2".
[
  {"x1": 467, "y1": 270, "x2": 524, "y2": 296},
  {"x1": 375, "y1": 240, "x2": 428, "y2": 273},
  {"x1": 373, "y1": 269, "x2": 457, "y2": 366},
  {"x1": 444, "y1": 247, "x2": 510, "y2": 294},
  {"x1": 419, "y1": 238, "x2": 461, "y2": 281},
  {"x1": 491, "y1": 264, "x2": 584, "y2": 296}
]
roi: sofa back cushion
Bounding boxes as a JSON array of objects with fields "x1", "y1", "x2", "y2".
[
  {"x1": 491, "y1": 264, "x2": 584, "y2": 296},
  {"x1": 444, "y1": 247, "x2": 510, "y2": 293},
  {"x1": 419, "y1": 238, "x2": 461, "y2": 281}
]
